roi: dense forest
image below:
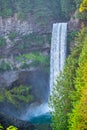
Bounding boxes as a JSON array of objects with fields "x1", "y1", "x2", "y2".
[
  {"x1": 0, "y1": 0, "x2": 76, "y2": 21},
  {"x1": 50, "y1": 0, "x2": 87, "y2": 130}
]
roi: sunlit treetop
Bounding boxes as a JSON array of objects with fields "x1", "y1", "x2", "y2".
[{"x1": 79, "y1": 0, "x2": 87, "y2": 12}]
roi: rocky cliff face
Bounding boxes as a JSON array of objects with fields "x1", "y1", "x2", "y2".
[
  {"x1": 0, "y1": 14, "x2": 33, "y2": 36},
  {"x1": 0, "y1": 13, "x2": 52, "y2": 36},
  {"x1": 0, "y1": 14, "x2": 50, "y2": 117}
]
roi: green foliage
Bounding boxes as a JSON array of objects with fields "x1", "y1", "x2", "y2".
[
  {"x1": 18, "y1": 44, "x2": 24, "y2": 50},
  {"x1": 8, "y1": 32, "x2": 17, "y2": 40},
  {"x1": 0, "y1": 37, "x2": 6, "y2": 47},
  {"x1": 74, "y1": 0, "x2": 87, "y2": 20},
  {"x1": 0, "y1": 60, "x2": 11, "y2": 72},
  {"x1": 76, "y1": 25, "x2": 87, "y2": 43},
  {"x1": 5, "y1": 85, "x2": 33, "y2": 106},
  {"x1": 20, "y1": 63, "x2": 30, "y2": 69},
  {"x1": 0, "y1": 95, "x2": 4, "y2": 102},
  {"x1": 24, "y1": 53, "x2": 48, "y2": 65},
  {"x1": 0, "y1": 0, "x2": 14, "y2": 17},
  {"x1": 16, "y1": 33, "x2": 51, "y2": 51},
  {"x1": 50, "y1": 26, "x2": 87, "y2": 130},
  {"x1": 50, "y1": 49, "x2": 80, "y2": 130},
  {"x1": 74, "y1": 0, "x2": 82, "y2": 8},
  {"x1": 46, "y1": 0, "x2": 76, "y2": 21},
  {"x1": 7, "y1": 125, "x2": 18, "y2": 130},
  {"x1": 21, "y1": 33, "x2": 51, "y2": 47},
  {"x1": 60, "y1": 0, "x2": 76, "y2": 19},
  {"x1": 68, "y1": 36, "x2": 87, "y2": 130},
  {"x1": 16, "y1": 0, "x2": 31, "y2": 20},
  {"x1": 68, "y1": 30, "x2": 78, "y2": 43},
  {"x1": 0, "y1": 85, "x2": 33, "y2": 107},
  {"x1": 0, "y1": 0, "x2": 76, "y2": 21},
  {"x1": 0, "y1": 89, "x2": 5, "y2": 102},
  {"x1": 69, "y1": 87, "x2": 87, "y2": 130},
  {"x1": 79, "y1": 0, "x2": 87, "y2": 12},
  {"x1": 50, "y1": 73, "x2": 70, "y2": 130},
  {"x1": 16, "y1": 52, "x2": 50, "y2": 69},
  {"x1": 0, "y1": 124, "x2": 18, "y2": 130},
  {"x1": 76, "y1": 9, "x2": 87, "y2": 20},
  {"x1": 0, "y1": 123, "x2": 4, "y2": 130}
]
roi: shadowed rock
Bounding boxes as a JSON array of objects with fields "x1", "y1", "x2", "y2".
[{"x1": 0, "y1": 112, "x2": 35, "y2": 130}]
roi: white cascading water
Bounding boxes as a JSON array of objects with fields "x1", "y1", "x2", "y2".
[
  {"x1": 21, "y1": 23, "x2": 67, "y2": 120},
  {"x1": 50, "y1": 23, "x2": 67, "y2": 94}
]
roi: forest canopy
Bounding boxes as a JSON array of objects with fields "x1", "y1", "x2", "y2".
[
  {"x1": 0, "y1": 0, "x2": 76, "y2": 21},
  {"x1": 50, "y1": 0, "x2": 87, "y2": 129}
]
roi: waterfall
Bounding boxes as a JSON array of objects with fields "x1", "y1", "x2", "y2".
[
  {"x1": 21, "y1": 23, "x2": 67, "y2": 121},
  {"x1": 50, "y1": 23, "x2": 67, "y2": 94}
]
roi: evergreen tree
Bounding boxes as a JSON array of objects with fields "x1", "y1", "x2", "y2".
[
  {"x1": 50, "y1": 26, "x2": 87, "y2": 130},
  {"x1": 68, "y1": 37, "x2": 87, "y2": 130}
]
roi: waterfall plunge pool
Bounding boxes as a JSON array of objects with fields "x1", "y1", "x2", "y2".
[
  {"x1": 29, "y1": 112, "x2": 52, "y2": 124},
  {"x1": 21, "y1": 103, "x2": 52, "y2": 124},
  {"x1": 20, "y1": 105, "x2": 52, "y2": 130}
]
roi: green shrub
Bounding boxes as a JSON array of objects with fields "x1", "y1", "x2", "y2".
[
  {"x1": 0, "y1": 85, "x2": 33, "y2": 107},
  {"x1": 18, "y1": 44, "x2": 24, "y2": 50},
  {"x1": 68, "y1": 37, "x2": 87, "y2": 130},
  {"x1": 75, "y1": 9, "x2": 87, "y2": 20},
  {"x1": 74, "y1": 0, "x2": 82, "y2": 7},
  {"x1": 7, "y1": 125, "x2": 18, "y2": 130},
  {"x1": 15, "y1": 52, "x2": 50, "y2": 68},
  {"x1": 73, "y1": 0, "x2": 87, "y2": 20},
  {"x1": 0, "y1": 37, "x2": 6, "y2": 47},
  {"x1": 21, "y1": 33, "x2": 51, "y2": 47},
  {"x1": 20, "y1": 62, "x2": 30, "y2": 69},
  {"x1": 0, "y1": 0, "x2": 14, "y2": 18},
  {"x1": 0, "y1": 124, "x2": 18, "y2": 130},
  {"x1": 8, "y1": 32, "x2": 17, "y2": 40},
  {"x1": 0, "y1": 123, "x2": 4, "y2": 130},
  {"x1": 68, "y1": 30, "x2": 78, "y2": 43},
  {"x1": 5, "y1": 85, "x2": 33, "y2": 106},
  {"x1": 0, "y1": 60, "x2": 11, "y2": 72},
  {"x1": 0, "y1": 92, "x2": 5, "y2": 102}
]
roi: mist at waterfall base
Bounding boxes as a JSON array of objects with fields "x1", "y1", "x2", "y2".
[
  {"x1": 21, "y1": 23, "x2": 67, "y2": 125},
  {"x1": 21, "y1": 103, "x2": 52, "y2": 124}
]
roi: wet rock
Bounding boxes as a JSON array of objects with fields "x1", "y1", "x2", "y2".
[
  {"x1": 0, "y1": 71, "x2": 18, "y2": 87},
  {"x1": 0, "y1": 112, "x2": 35, "y2": 130}
]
